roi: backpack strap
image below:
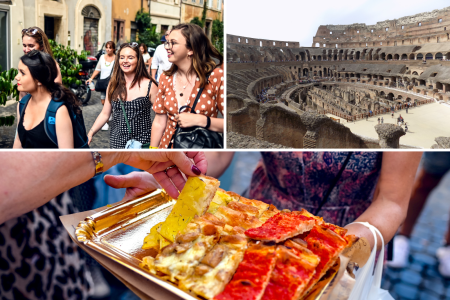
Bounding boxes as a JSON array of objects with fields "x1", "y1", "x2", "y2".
[
  {"x1": 18, "y1": 94, "x2": 32, "y2": 120},
  {"x1": 44, "y1": 99, "x2": 65, "y2": 146}
]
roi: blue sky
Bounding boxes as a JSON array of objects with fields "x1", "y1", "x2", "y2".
[{"x1": 226, "y1": 0, "x2": 450, "y2": 46}]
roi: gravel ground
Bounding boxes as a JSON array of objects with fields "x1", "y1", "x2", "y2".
[
  {"x1": 227, "y1": 132, "x2": 290, "y2": 149},
  {"x1": 0, "y1": 90, "x2": 110, "y2": 149}
]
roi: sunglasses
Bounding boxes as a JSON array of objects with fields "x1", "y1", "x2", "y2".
[
  {"x1": 121, "y1": 42, "x2": 139, "y2": 49},
  {"x1": 22, "y1": 28, "x2": 39, "y2": 35}
]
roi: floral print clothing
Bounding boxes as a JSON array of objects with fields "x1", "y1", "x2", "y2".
[
  {"x1": 153, "y1": 66, "x2": 225, "y2": 148},
  {"x1": 249, "y1": 152, "x2": 383, "y2": 227}
]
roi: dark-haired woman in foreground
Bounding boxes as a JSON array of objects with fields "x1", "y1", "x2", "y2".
[
  {"x1": 13, "y1": 51, "x2": 81, "y2": 148},
  {"x1": 20, "y1": 26, "x2": 62, "y2": 99},
  {"x1": 150, "y1": 23, "x2": 224, "y2": 148},
  {"x1": 88, "y1": 43, "x2": 158, "y2": 148}
]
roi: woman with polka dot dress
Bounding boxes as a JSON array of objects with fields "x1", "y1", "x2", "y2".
[
  {"x1": 150, "y1": 23, "x2": 224, "y2": 149},
  {"x1": 88, "y1": 43, "x2": 158, "y2": 148}
]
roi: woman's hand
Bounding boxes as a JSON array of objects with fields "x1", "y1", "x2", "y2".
[
  {"x1": 118, "y1": 151, "x2": 208, "y2": 198},
  {"x1": 86, "y1": 78, "x2": 93, "y2": 85},
  {"x1": 87, "y1": 130, "x2": 94, "y2": 145},
  {"x1": 175, "y1": 113, "x2": 207, "y2": 128},
  {"x1": 104, "y1": 172, "x2": 160, "y2": 202}
]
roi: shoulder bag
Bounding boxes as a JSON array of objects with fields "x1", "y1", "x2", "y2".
[{"x1": 170, "y1": 73, "x2": 223, "y2": 149}]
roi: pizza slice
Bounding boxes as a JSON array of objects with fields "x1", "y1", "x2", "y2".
[
  {"x1": 298, "y1": 225, "x2": 357, "y2": 299},
  {"x1": 245, "y1": 211, "x2": 315, "y2": 243},
  {"x1": 226, "y1": 192, "x2": 270, "y2": 218},
  {"x1": 179, "y1": 227, "x2": 249, "y2": 299},
  {"x1": 159, "y1": 175, "x2": 220, "y2": 243},
  {"x1": 213, "y1": 243, "x2": 277, "y2": 300},
  {"x1": 259, "y1": 205, "x2": 280, "y2": 223},
  {"x1": 207, "y1": 189, "x2": 235, "y2": 214},
  {"x1": 213, "y1": 204, "x2": 264, "y2": 230},
  {"x1": 145, "y1": 214, "x2": 224, "y2": 282},
  {"x1": 261, "y1": 244, "x2": 320, "y2": 300}
]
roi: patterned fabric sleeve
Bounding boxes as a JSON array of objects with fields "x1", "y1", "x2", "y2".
[
  {"x1": 217, "y1": 67, "x2": 225, "y2": 115},
  {"x1": 153, "y1": 75, "x2": 167, "y2": 114}
]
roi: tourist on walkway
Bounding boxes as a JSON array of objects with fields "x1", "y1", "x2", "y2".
[
  {"x1": 150, "y1": 23, "x2": 224, "y2": 149},
  {"x1": 20, "y1": 27, "x2": 62, "y2": 99},
  {"x1": 140, "y1": 43, "x2": 151, "y2": 69},
  {"x1": 13, "y1": 51, "x2": 81, "y2": 149},
  {"x1": 88, "y1": 42, "x2": 158, "y2": 148},
  {"x1": 151, "y1": 31, "x2": 172, "y2": 83},
  {"x1": 378, "y1": 117, "x2": 380, "y2": 124},
  {"x1": 86, "y1": 41, "x2": 116, "y2": 131},
  {"x1": 109, "y1": 152, "x2": 422, "y2": 253},
  {"x1": 388, "y1": 153, "x2": 450, "y2": 277},
  {"x1": 381, "y1": 116, "x2": 384, "y2": 124}
]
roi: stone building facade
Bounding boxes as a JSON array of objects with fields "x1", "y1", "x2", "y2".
[
  {"x1": 1, "y1": 0, "x2": 111, "y2": 70},
  {"x1": 180, "y1": 0, "x2": 223, "y2": 38}
]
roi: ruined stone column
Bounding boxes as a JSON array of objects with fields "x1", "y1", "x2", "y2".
[{"x1": 375, "y1": 124, "x2": 405, "y2": 148}]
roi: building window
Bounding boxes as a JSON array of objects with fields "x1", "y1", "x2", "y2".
[
  {"x1": 192, "y1": 0, "x2": 195, "y2": 3},
  {"x1": 199, "y1": 0, "x2": 203, "y2": 4},
  {"x1": 371, "y1": 29, "x2": 374, "y2": 33},
  {"x1": 439, "y1": 19, "x2": 443, "y2": 23},
  {"x1": 330, "y1": 31, "x2": 332, "y2": 34},
  {"x1": 0, "y1": 10, "x2": 8, "y2": 70},
  {"x1": 238, "y1": 38, "x2": 240, "y2": 42},
  {"x1": 385, "y1": 28, "x2": 388, "y2": 31},
  {"x1": 402, "y1": 25, "x2": 405, "y2": 29},
  {"x1": 357, "y1": 30, "x2": 359, "y2": 33},
  {"x1": 208, "y1": 0, "x2": 212, "y2": 7},
  {"x1": 130, "y1": 21, "x2": 137, "y2": 42},
  {"x1": 418, "y1": 23, "x2": 422, "y2": 27},
  {"x1": 161, "y1": 25, "x2": 169, "y2": 35},
  {"x1": 217, "y1": 0, "x2": 221, "y2": 9},
  {"x1": 286, "y1": 43, "x2": 288, "y2": 46},
  {"x1": 380, "y1": 42, "x2": 382, "y2": 45},
  {"x1": 260, "y1": 41, "x2": 262, "y2": 46},
  {"x1": 245, "y1": 39, "x2": 248, "y2": 43}
]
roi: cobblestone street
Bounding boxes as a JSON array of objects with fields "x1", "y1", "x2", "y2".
[
  {"x1": 228, "y1": 152, "x2": 450, "y2": 300},
  {"x1": 0, "y1": 90, "x2": 110, "y2": 148}
]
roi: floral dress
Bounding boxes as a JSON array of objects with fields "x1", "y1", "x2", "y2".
[
  {"x1": 249, "y1": 152, "x2": 383, "y2": 227},
  {"x1": 153, "y1": 66, "x2": 225, "y2": 148}
]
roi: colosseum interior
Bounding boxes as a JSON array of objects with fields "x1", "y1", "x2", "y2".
[{"x1": 227, "y1": 7, "x2": 450, "y2": 149}]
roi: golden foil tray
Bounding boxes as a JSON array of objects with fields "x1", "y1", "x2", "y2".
[{"x1": 75, "y1": 189, "x2": 339, "y2": 300}]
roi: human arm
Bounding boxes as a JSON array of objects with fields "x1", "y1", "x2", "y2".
[
  {"x1": 105, "y1": 152, "x2": 234, "y2": 201},
  {"x1": 174, "y1": 113, "x2": 223, "y2": 132},
  {"x1": 344, "y1": 152, "x2": 422, "y2": 251},
  {"x1": 88, "y1": 85, "x2": 113, "y2": 144},
  {"x1": 149, "y1": 81, "x2": 158, "y2": 105},
  {"x1": 55, "y1": 105, "x2": 74, "y2": 148},
  {"x1": 86, "y1": 70, "x2": 101, "y2": 85},
  {"x1": 150, "y1": 113, "x2": 167, "y2": 147},
  {"x1": 12, "y1": 103, "x2": 23, "y2": 149},
  {"x1": 0, "y1": 151, "x2": 207, "y2": 224}
]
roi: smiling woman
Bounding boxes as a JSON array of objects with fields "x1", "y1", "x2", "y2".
[
  {"x1": 150, "y1": 23, "x2": 224, "y2": 149},
  {"x1": 87, "y1": 43, "x2": 159, "y2": 148}
]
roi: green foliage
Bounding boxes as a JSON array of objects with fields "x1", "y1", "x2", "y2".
[
  {"x1": 212, "y1": 19, "x2": 224, "y2": 55},
  {"x1": 135, "y1": 9, "x2": 161, "y2": 48},
  {"x1": 49, "y1": 39, "x2": 84, "y2": 87},
  {"x1": 190, "y1": 17, "x2": 204, "y2": 28},
  {"x1": 0, "y1": 66, "x2": 19, "y2": 127},
  {"x1": 201, "y1": 1, "x2": 207, "y2": 27}
]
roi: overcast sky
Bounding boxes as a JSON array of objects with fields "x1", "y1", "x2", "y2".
[{"x1": 226, "y1": 0, "x2": 450, "y2": 47}]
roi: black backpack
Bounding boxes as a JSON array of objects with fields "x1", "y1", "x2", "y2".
[{"x1": 19, "y1": 94, "x2": 89, "y2": 148}]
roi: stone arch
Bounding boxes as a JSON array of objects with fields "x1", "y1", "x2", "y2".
[
  {"x1": 387, "y1": 93, "x2": 394, "y2": 100},
  {"x1": 436, "y1": 82, "x2": 443, "y2": 90},
  {"x1": 296, "y1": 55, "x2": 299, "y2": 60},
  {"x1": 394, "y1": 54, "x2": 399, "y2": 60},
  {"x1": 417, "y1": 53, "x2": 423, "y2": 60},
  {"x1": 318, "y1": 55, "x2": 322, "y2": 61},
  {"x1": 387, "y1": 54, "x2": 393, "y2": 60},
  {"x1": 435, "y1": 52, "x2": 443, "y2": 60},
  {"x1": 356, "y1": 51, "x2": 360, "y2": 59},
  {"x1": 412, "y1": 71, "x2": 418, "y2": 75},
  {"x1": 425, "y1": 53, "x2": 433, "y2": 60},
  {"x1": 380, "y1": 53, "x2": 386, "y2": 60},
  {"x1": 401, "y1": 54, "x2": 407, "y2": 60},
  {"x1": 409, "y1": 53, "x2": 415, "y2": 60}
]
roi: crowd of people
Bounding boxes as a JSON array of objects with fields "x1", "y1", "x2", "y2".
[{"x1": 13, "y1": 24, "x2": 224, "y2": 149}]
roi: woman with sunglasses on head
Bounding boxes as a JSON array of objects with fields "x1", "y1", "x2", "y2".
[
  {"x1": 150, "y1": 23, "x2": 224, "y2": 149},
  {"x1": 13, "y1": 50, "x2": 81, "y2": 148},
  {"x1": 20, "y1": 27, "x2": 62, "y2": 98},
  {"x1": 88, "y1": 42, "x2": 158, "y2": 148}
]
